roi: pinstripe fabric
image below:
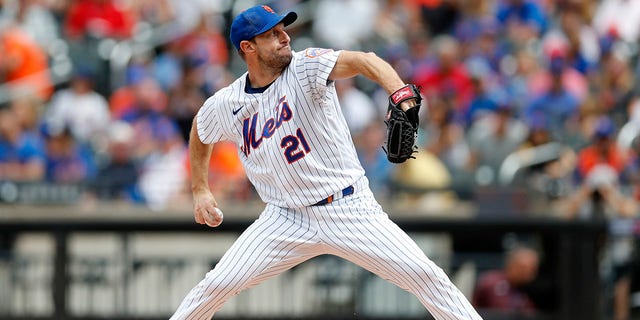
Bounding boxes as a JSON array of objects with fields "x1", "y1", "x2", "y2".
[
  {"x1": 196, "y1": 49, "x2": 363, "y2": 208},
  {"x1": 176, "y1": 47, "x2": 481, "y2": 319},
  {"x1": 305, "y1": 178, "x2": 481, "y2": 320},
  {"x1": 170, "y1": 177, "x2": 481, "y2": 319},
  {"x1": 170, "y1": 205, "x2": 323, "y2": 320}
]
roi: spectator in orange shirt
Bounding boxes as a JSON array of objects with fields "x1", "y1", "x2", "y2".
[
  {"x1": 568, "y1": 116, "x2": 638, "y2": 320},
  {"x1": 0, "y1": 24, "x2": 53, "y2": 101},
  {"x1": 577, "y1": 116, "x2": 627, "y2": 179},
  {"x1": 558, "y1": 116, "x2": 637, "y2": 220},
  {"x1": 110, "y1": 64, "x2": 168, "y2": 120}
]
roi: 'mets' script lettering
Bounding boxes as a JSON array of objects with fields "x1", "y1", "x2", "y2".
[{"x1": 241, "y1": 96, "x2": 293, "y2": 156}]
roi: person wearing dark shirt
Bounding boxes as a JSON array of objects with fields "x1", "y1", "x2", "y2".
[
  {"x1": 473, "y1": 246, "x2": 540, "y2": 316},
  {"x1": 93, "y1": 122, "x2": 141, "y2": 202}
]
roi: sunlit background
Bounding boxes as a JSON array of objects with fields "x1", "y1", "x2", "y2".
[{"x1": 1, "y1": 0, "x2": 639, "y2": 319}]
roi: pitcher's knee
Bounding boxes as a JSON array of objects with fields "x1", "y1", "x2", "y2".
[
  {"x1": 171, "y1": 270, "x2": 246, "y2": 319},
  {"x1": 201, "y1": 268, "x2": 248, "y2": 298}
]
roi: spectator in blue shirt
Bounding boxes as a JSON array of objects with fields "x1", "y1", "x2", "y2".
[
  {"x1": 355, "y1": 121, "x2": 393, "y2": 198},
  {"x1": 42, "y1": 124, "x2": 95, "y2": 183},
  {"x1": 525, "y1": 56, "x2": 580, "y2": 142},
  {"x1": 496, "y1": 0, "x2": 548, "y2": 34},
  {"x1": 0, "y1": 105, "x2": 45, "y2": 181}
]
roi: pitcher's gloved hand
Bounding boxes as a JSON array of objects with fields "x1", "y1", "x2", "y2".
[{"x1": 383, "y1": 84, "x2": 422, "y2": 163}]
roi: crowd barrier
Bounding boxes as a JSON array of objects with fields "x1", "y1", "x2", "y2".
[{"x1": 0, "y1": 205, "x2": 609, "y2": 320}]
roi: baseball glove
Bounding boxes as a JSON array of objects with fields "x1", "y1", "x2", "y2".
[{"x1": 383, "y1": 84, "x2": 422, "y2": 163}]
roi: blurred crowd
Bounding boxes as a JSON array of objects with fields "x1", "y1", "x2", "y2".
[
  {"x1": 0, "y1": 0, "x2": 639, "y2": 217},
  {"x1": 1, "y1": 0, "x2": 640, "y2": 318}
]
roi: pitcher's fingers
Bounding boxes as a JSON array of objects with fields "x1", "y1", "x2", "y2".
[
  {"x1": 400, "y1": 99, "x2": 417, "y2": 111},
  {"x1": 194, "y1": 209, "x2": 206, "y2": 224}
]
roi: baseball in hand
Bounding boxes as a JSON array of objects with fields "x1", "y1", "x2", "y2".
[
  {"x1": 214, "y1": 207, "x2": 223, "y2": 220},
  {"x1": 206, "y1": 207, "x2": 223, "y2": 227}
]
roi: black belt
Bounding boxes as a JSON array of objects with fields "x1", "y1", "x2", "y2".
[{"x1": 312, "y1": 186, "x2": 355, "y2": 206}]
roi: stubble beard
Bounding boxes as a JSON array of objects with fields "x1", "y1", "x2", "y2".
[{"x1": 258, "y1": 47, "x2": 292, "y2": 75}]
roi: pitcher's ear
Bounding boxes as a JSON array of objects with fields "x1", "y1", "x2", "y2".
[{"x1": 240, "y1": 40, "x2": 256, "y2": 55}]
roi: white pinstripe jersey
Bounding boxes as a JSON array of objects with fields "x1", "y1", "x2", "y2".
[{"x1": 196, "y1": 48, "x2": 365, "y2": 208}]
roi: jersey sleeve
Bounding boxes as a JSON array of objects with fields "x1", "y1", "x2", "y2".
[
  {"x1": 295, "y1": 48, "x2": 341, "y2": 93},
  {"x1": 196, "y1": 96, "x2": 228, "y2": 144}
]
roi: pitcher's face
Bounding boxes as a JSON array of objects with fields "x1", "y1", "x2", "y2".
[{"x1": 254, "y1": 23, "x2": 292, "y2": 70}]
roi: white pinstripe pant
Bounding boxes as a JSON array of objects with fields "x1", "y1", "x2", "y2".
[{"x1": 171, "y1": 178, "x2": 482, "y2": 320}]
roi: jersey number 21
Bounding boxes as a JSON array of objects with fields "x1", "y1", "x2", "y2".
[{"x1": 280, "y1": 128, "x2": 311, "y2": 163}]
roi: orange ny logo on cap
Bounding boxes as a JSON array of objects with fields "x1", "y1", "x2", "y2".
[{"x1": 262, "y1": 5, "x2": 275, "y2": 13}]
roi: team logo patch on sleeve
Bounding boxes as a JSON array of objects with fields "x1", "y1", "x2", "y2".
[{"x1": 305, "y1": 48, "x2": 333, "y2": 58}]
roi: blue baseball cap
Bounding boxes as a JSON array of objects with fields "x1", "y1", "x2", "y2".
[
  {"x1": 594, "y1": 116, "x2": 615, "y2": 138},
  {"x1": 230, "y1": 5, "x2": 297, "y2": 50}
]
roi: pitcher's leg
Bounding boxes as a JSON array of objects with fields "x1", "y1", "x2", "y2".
[
  {"x1": 171, "y1": 207, "x2": 320, "y2": 320},
  {"x1": 316, "y1": 199, "x2": 481, "y2": 319}
]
